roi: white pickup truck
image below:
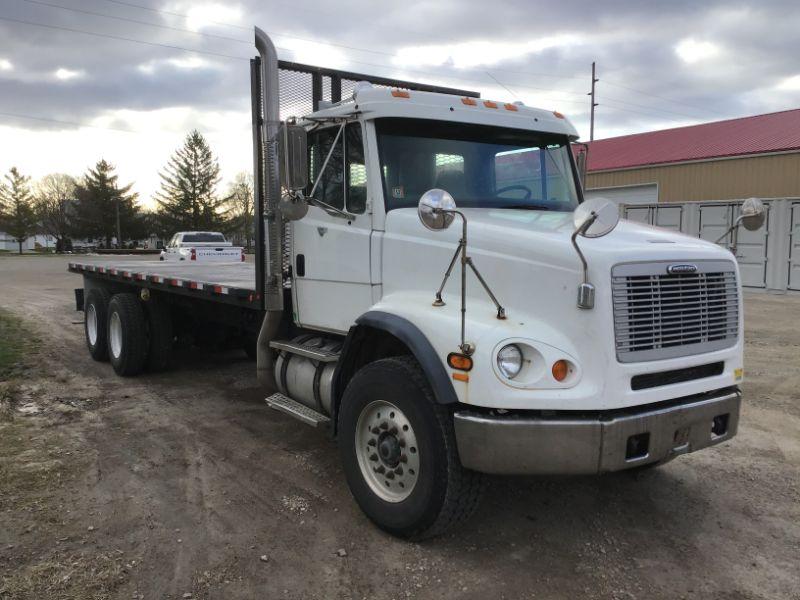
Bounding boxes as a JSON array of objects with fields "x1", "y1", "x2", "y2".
[
  {"x1": 159, "y1": 231, "x2": 244, "y2": 263},
  {"x1": 69, "y1": 27, "x2": 766, "y2": 541}
]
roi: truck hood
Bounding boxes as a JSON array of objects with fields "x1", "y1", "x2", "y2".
[{"x1": 383, "y1": 207, "x2": 732, "y2": 280}]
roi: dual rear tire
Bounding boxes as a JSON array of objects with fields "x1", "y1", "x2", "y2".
[{"x1": 84, "y1": 290, "x2": 173, "y2": 376}]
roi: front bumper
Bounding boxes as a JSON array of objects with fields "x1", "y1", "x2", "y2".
[{"x1": 453, "y1": 388, "x2": 741, "y2": 475}]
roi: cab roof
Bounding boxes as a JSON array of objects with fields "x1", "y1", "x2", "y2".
[{"x1": 303, "y1": 84, "x2": 579, "y2": 140}]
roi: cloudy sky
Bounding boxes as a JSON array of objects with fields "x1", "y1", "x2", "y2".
[{"x1": 1, "y1": 0, "x2": 799, "y2": 208}]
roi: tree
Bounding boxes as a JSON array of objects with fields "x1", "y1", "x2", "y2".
[
  {"x1": 0, "y1": 167, "x2": 38, "y2": 254},
  {"x1": 154, "y1": 130, "x2": 230, "y2": 233},
  {"x1": 224, "y1": 172, "x2": 254, "y2": 250},
  {"x1": 73, "y1": 160, "x2": 140, "y2": 247},
  {"x1": 34, "y1": 173, "x2": 77, "y2": 252}
]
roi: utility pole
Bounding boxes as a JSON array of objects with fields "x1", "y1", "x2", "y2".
[{"x1": 588, "y1": 61, "x2": 599, "y2": 141}]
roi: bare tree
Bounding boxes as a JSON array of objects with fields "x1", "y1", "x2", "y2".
[
  {"x1": 35, "y1": 173, "x2": 77, "y2": 252},
  {"x1": 225, "y1": 172, "x2": 254, "y2": 251}
]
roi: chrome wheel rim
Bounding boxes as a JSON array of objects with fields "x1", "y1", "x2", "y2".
[
  {"x1": 86, "y1": 304, "x2": 98, "y2": 346},
  {"x1": 355, "y1": 400, "x2": 419, "y2": 503},
  {"x1": 109, "y1": 311, "x2": 122, "y2": 359}
]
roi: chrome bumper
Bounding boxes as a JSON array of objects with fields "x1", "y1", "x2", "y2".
[{"x1": 453, "y1": 389, "x2": 741, "y2": 475}]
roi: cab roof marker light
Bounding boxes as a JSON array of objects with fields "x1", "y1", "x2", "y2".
[
  {"x1": 483, "y1": 100, "x2": 498, "y2": 109},
  {"x1": 461, "y1": 97, "x2": 477, "y2": 106},
  {"x1": 553, "y1": 110, "x2": 565, "y2": 119},
  {"x1": 391, "y1": 89, "x2": 410, "y2": 98},
  {"x1": 504, "y1": 103, "x2": 518, "y2": 111}
]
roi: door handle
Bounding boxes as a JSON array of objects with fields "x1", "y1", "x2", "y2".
[{"x1": 296, "y1": 254, "x2": 305, "y2": 277}]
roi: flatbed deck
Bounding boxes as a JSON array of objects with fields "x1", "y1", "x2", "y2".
[{"x1": 69, "y1": 259, "x2": 260, "y2": 307}]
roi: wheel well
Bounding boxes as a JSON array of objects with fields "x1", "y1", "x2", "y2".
[{"x1": 330, "y1": 311, "x2": 459, "y2": 436}]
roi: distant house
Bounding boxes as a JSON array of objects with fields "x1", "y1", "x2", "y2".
[
  {"x1": 584, "y1": 108, "x2": 800, "y2": 204},
  {"x1": 0, "y1": 231, "x2": 57, "y2": 252}
]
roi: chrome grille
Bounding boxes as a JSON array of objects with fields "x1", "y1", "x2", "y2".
[{"x1": 612, "y1": 261, "x2": 739, "y2": 363}]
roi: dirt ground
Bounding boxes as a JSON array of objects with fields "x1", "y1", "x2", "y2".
[{"x1": 0, "y1": 254, "x2": 798, "y2": 600}]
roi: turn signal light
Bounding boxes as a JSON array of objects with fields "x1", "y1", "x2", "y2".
[
  {"x1": 447, "y1": 353, "x2": 473, "y2": 371},
  {"x1": 552, "y1": 359, "x2": 569, "y2": 382}
]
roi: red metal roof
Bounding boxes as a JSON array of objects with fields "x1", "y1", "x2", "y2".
[{"x1": 586, "y1": 108, "x2": 800, "y2": 172}]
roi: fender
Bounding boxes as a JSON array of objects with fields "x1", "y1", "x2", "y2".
[{"x1": 330, "y1": 310, "x2": 458, "y2": 434}]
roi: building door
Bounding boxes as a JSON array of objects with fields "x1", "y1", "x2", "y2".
[
  {"x1": 699, "y1": 203, "x2": 768, "y2": 288},
  {"x1": 622, "y1": 204, "x2": 682, "y2": 232},
  {"x1": 789, "y1": 202, "x2": 800, "y2": 291},
  {"x1": 586, "y1": 183, "x2": 658, "y2": 205}
]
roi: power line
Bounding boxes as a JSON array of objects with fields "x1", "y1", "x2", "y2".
[
  {"x1": 90, "y1": 0, "x2": 726, "y2": 120},
  {"x1": 92, "y1": 0, "x2": 585, "y2": 83},
  {"x1": 20, "y1": 0, "x2": 252, "y2": 44},
  {"x1": 99, "y1": 0, "x2": 251, "y2": 31},
  {"x1": 0, "y1": 15, "x2": 250, "y2": 61},
  {"x1": 602, "y1": 79, "x2": 718, "y2": 117},
  {"x1": 0, "y1": 110, "x2": 140, "y2": 133}
]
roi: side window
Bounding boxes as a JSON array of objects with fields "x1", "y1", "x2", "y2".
[
  {"x1": 308, "y1": 127, "x2": 345, "y2": 210},
  {"x1": 345, "y1": 124, "x2": 366, "y2": 214}
]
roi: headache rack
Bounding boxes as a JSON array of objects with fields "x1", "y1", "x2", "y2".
[{"x1": 250, "y1": 36, "x2": 479, "y2": 312}]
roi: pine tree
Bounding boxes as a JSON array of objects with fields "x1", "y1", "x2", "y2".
[
  {"x1": 73, "y1": 160, "x2": 140, "y2": 248},
  {"x1": 154, "y1": 130, "x2": 230, "y2": 233},
  {"x1": 0, "y1": 167, "x2": 38, "y2": 254}
]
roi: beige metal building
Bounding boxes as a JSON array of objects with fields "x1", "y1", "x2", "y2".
[{"x1": 583, "y1": 108, "x2": 800, "y2": 205}]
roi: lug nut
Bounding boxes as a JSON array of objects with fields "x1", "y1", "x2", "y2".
[{"x1": 369, "y1": 453, "x2": 378, "y2": 462}]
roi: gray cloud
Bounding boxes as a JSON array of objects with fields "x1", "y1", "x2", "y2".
[{"x1": 0, "y1": 0, "x2": 799, "y2": 193}]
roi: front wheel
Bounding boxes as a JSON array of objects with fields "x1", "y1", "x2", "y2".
[{"x1": 338, "y1": 356, "x2": 484, "y2": 540}]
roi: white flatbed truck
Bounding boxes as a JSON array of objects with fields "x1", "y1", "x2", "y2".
[{"x1": 70, "y1": 28, "x2": 762, "y2": 539}]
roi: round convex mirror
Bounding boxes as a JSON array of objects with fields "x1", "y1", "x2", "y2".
[
  {"x1": 418, "y1": 188, "x2": 457, "y2": 231},
  {"x1": 740, "y1": 197, "x2": 766, "y2": 231},
  {"x1": 573, "y1": 197, "x2": 620, "y2": 238}
]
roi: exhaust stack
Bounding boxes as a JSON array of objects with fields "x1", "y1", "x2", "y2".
[{"x1": 254, "y1": 27, "x2": 284, "y2": 389}]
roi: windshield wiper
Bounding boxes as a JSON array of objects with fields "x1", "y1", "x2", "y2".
[{"x1": 497, "y1": 204, "x2": 554, "y2": 211}]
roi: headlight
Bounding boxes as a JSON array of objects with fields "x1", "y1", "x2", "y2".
[{"x1": 496, "y1": 344, "x2": 523, "y2": 379}]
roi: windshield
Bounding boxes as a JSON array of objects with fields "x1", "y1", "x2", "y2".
[
  {"x1": 182, "y1": 233, "x2": 226, "y2": 243},
  {"x1": 376, "y1": 118, "x2": 580, "y2": 212}
]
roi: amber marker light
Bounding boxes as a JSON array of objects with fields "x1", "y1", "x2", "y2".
[
  {"x1": 447, "y1": 353, "x2": 473, "y2": 371},
  {"x1": 391, "y1": 89, "x2": 410, "y2": 98},
  {"x1": 452, "y1": 372, "x2": 470, "y2": 382},
  {"x1": 552, "y1": 359, "x2": 569, "y2": 382}
]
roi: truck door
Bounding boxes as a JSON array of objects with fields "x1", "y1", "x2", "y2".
[{"x1": 292, "y1": 122, "x2": 373, "y2": 332}]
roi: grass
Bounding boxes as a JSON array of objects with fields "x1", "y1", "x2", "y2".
[{"x1": 0, "y1": 308, "x2": 36, "y2": 380}]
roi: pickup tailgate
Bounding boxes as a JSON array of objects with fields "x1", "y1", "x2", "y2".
[{"x1": 192, "y1": 246, "x2": 243, "y2": 262}]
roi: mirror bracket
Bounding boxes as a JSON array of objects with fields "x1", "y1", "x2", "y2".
[
  {"x1": 571, "y1": 211, "x2": 598, "y2": 309},
  {"x1": 423, "y1": 200, "x2": 507, "y2": 355}
]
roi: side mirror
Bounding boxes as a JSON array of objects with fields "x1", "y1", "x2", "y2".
[
  {"x1": 573, "y1": 197, "x2": 620, "y2": 238},
  {"x1": 571, "y1": 197, "x2": 619, "y2": 310},
  {"x1": 418, "y1": 188, "x2": 457, "y2": 231},
  {"x1": 740, "y1": 197, "x2": 766, "y2": 231},
  {"x1": 279, "y1": 123, "x2": 308, "y2": 191}
]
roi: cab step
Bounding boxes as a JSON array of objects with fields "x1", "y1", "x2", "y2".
[
  {"x1": 265, "y1": 393, "x2": 330, "y2": 428},
  {"x1": 269, "y1": 339, "x2": 340, "y2": 363}
]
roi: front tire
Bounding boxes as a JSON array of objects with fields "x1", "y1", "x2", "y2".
[
  {"x1": 107, "y1": 294, "x2": 148, "y2": 376},
  {"x1": 338, "y1": 356, "x2": 484, "y2": 540}
]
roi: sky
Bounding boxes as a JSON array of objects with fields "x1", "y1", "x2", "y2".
[{"x1": 1, "y1": 0, "x2": 799, "y2": 209}]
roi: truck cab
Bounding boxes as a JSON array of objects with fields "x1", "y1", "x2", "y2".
[{"x1": 249, "y1": 28, "x2": 753, "y2": 540}]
